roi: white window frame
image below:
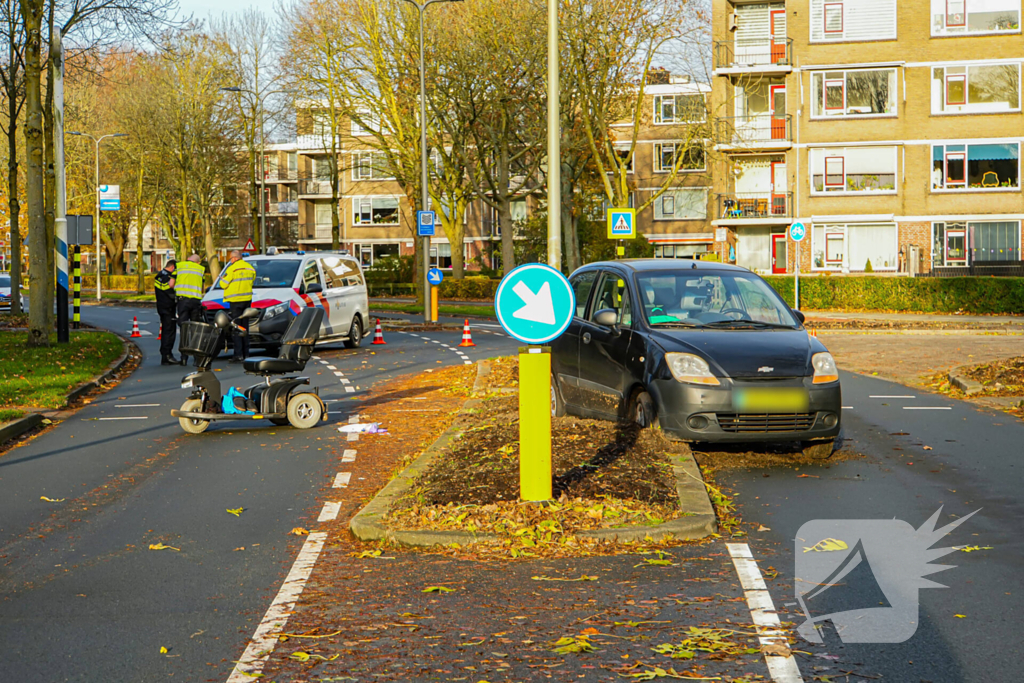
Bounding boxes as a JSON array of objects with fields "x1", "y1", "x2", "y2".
[
  {"x1": 352, "y1": 196, "x2": 402, "y2": 226},
  {"x1": 653, "y1": 142, "x2": 705, "y2": 173},
  {"x1": 351, "y1": 150, "x2": 395, "y2": 181},
  {"x1": 652, "y1": 188, "x2": 708, "y2": 221},
  {"x1": 810, "y1": 146, "x2": 899, "y2": 195},
  {"x1": 811, "y1": 68, "x2": 899, "y2": 119},
  {"x1": 825, "y1": 231, "x2": 845, "y2": 264},
  {"x1": 932, "y1": 0, "x2": 1021, "y2": 36},
  {"x1": 812, "y1": 223, "x2": 899, "y2": 271},
  {"x1": 612, "y1": 145, "x2": 635, "y2": 174},
  {"x1": 824, "y1": 2, "x2": 844, "y2": 34},
  {"x1": 932, "y1": 63, "x2": 1022, "y2": 115},
  {"x1": 653, "y1": 94, "x2": 706, "y2": 125},
  {"x1": 812, "y1": 0, "x2": 898, "y2": 43},
  {"x1": 931, "y1": 141, "x2": 1021, "y2": 192},
  {"x1": 350, "y1": 109, "x2": 382, "y2": 137}
]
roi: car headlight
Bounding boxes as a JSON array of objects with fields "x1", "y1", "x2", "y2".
[
  {"x1": 665, "y1": 352, "x2": 720, "y2": 386},
  {"x1": 264, "y1": 303, "x2": 289, "y2": 319},
  {"x1": 812, "y1": 352, "x2": 839, "y2": 384}
]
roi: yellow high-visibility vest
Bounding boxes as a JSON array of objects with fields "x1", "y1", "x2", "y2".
[
  {"x1": 175, "y1": 261, "x2": 205, "y2": 299},
  {"x1": 222, "y1": 259, "x2": 256, "y2": 303}
]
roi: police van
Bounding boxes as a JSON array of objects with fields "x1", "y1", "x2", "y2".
[{"x1": 202, "y1": 252, "x2": 370, "y2": 351}]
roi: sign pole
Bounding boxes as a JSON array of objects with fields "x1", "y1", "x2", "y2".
[
  {"x1": 519, "y1": 345, "x2": 552, "y2": 501},
  {"x1": 73, "y1": 245, "x2": 81, "y2": 329},
  {"x1": 431, "y1": 285, "x2": 438, "y2": 322},
  {"x1": 52, "y1": 32, "x2": 69, "y2": 343},
  {"x1": 788, "y1": 221, "x2": 806, "y2": 311}
]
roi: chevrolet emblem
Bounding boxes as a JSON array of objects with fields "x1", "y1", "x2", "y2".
[{"x1": 757, "y1": 366, "x2": 774, "y2": 373}]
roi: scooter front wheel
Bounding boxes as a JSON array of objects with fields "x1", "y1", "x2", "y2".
[
  {"x1": 287, "y1": 393, "x2": 323, "y2": 429},
  {"x1": 179, "y1": 398, "x2": 211, "y2": 434}
]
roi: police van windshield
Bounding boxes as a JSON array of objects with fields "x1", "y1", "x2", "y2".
[{"x1": 210, "y1": 260, "x2": 300, "y2": 290}]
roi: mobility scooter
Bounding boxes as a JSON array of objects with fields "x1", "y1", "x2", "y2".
[{"x1": 170, "y1": 307, "x2": 328, "y2": 434}]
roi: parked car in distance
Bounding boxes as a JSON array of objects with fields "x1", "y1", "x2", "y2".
[
  {"x1": 0, "y1": 273, "x2": 25, "y2": 313},
  {"x1": 202, "y1": 252, "x2": 369, "y2": 352},
  {"x1": 550, "y1": 259, "x2": 842, "y2": 458}
]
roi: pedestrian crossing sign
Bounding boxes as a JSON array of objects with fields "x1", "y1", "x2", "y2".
[{"x1": 607, "y1": 208, "x2": 636, "y2": 239}]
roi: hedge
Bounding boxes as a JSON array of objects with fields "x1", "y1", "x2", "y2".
[
  {"x1": 368, "y1": 277, "x2": 499, "y2": 300},
  {"x1": 763, "y1": 276, "x2": 1024, "y2": 315},
  {"x1": 81, "y1": 274, "x2": 156, "y2": 291}
]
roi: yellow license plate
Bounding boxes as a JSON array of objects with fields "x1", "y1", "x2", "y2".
[{"x1": 733, "y1": 388, "x2": 809, "y2": 412}]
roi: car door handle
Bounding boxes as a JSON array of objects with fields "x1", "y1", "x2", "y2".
[{"x1": 582, "y1": 332, "x2": 592, "y2": 344}]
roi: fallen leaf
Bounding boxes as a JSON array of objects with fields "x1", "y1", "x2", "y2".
[
  {"x1": 758, "y1": 525, "x2": 771, "y2": 532},
  {"x1": 803, "y1": 538, "x2": 848, "y2": 553},
  {"x1": 291, "y1": 527, "x2": 309, "y2": 536},
  {"x1": 422, "y1": 586, "x2": 455, "y2": 593},
  {"x1": 954, "y1": 545, "x2": 993, "y2": 552},
  {"x1": 923, "y1": 446, "x2": 933, "y2": 450},
  {"x1": 796, "y1": 474, "x2": 819, "y2": 479},
  {"x1": 40, "y1": 418, "x2": 53, "y2": 425},
  {"x1": 233, "y1": 547, "x2": 245, "y2": 552},
  {"x1": 40, "y1": 496, "x2": 65, "y2": 502},
  {"x1": 160, "y1": 646, "x2": 168, "y2": 654},
  {"x1": 227, "y1": 508, "x2": 244, "y2": 517},
  {"x1": 149, "y1": 543, "x2": 181, "y2": 551},
  {"x1": 954, "y1": 614, "x2": 966, "y2": 618}
]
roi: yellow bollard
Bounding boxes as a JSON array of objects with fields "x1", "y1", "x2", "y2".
[
  {"x1": 430, "y1": 285, "x2": 439, "y2": 322},
  {"x1": 518, "y1": 346, "x2": 552, "y2": 501}
]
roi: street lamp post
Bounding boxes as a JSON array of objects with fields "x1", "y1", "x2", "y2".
[
  {"x1": 221, "y1": 86, "x2": 268, "y2": 256},
  {"x1": 400, "y1": 0, "x2": 461, "y2": 323},
  {"x1": 68, "y1": 131, "x2": 127, "y2": 301},
  {"x1": 547, "y1": 0, "x2": 561, "y2": 271}
]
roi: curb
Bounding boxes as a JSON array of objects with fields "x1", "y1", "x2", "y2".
[
  {"x1": 0, "y1": 413, "x2": 45, "y2": 446},
  {"x1": 948, "y1": 366, "x2": 984, "y2": 396},
  {"x1": 350, "y1": 364, "x2": 717, "y2": 547}
]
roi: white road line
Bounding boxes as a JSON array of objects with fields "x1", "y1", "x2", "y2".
[
  {"x1": 340, "y1": 378, "x2": 351, "y2": 385},
  {"x1": 114, "y1": 404, "x2": 161, "y2": 408},
  {"x1": 903, "y1": 406, "x2": 953, "y2": 410},
  {"x1": 727, "y1": 543, "x2": 805, "y2": 683},
  {"x1": 431, "y1": 340, "x2": 441, "y2": 344},
  {"x1": 97, "y1": 416, "x2": 148, "y2": 421},
  {"x1": 326, "y1": 365, "x2": 337, "y2": 370},
  {"x1": 869, "y1": 395, "x2": 915, "y2": 399},
  {"x1": 341, "y1": 449, "x2": 356, "y2": 462},
  {"x1": 225, "y1": 531, "x2": 327, "y2": 683},
  {"x1": 333, "y1": 472, "x2": 352, "y2": 488},
  {"x1": 333, "y1": 371, "x2": 344, "y2": 377},
  {"x1": 842, "y1": 406, "x2": 854, "y2": 409},
  {"x1": 345, "y1": 386, "x2": 355, "y2": 393},
  {"x1": 347, "y1": 414, "x2": 359, "y2": 441},
  {"x1": 318, "y1": 501, "x2": 341, "y2": 521}
]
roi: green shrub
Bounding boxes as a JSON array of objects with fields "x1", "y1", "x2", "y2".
[
  {"x1": 763, "y1": 276, "x2": 1024, "y2": 314},
  {"x1": 439, "y1": 276, "x2": 498, "y2": 300}
]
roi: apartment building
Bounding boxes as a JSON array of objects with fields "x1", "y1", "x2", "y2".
[{"x1": 711, "y1": 0, "x2": 1023, "y2": 275}]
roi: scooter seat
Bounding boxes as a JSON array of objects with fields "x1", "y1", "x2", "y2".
[{"x1": 243, "y1": 357, "x2": 306, "y2": 374}]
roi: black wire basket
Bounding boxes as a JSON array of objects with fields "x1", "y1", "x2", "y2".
[{"x1": 179, "y1": 321, "x2": 222, "y2": 365}]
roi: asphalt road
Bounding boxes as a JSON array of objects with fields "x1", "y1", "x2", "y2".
[
  {"x1": 0, "y1": 304, "x2": 518, "y2": 682},
  {"x1": 718, "y1": 370, "x2": 1024, "y2": 683}
]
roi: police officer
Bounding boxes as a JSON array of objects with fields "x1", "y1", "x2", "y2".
[
  {"x1": 174, "y1": 253, "x2": 206, "y2": 366},
  {"x1": 154, "y1": 259, "x2": 180, "y2": 365},
  {"x1": 221, "y1": 250, "x2": 256, "y2": 363}
]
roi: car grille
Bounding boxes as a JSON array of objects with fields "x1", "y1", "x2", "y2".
[{"x1": 716, "y1": 412, "x2": 816, "y2": 433}]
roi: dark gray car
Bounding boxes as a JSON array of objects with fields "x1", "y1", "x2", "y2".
[{"x1": 549, "y1": 259, "x2": 842, "y2": 457}]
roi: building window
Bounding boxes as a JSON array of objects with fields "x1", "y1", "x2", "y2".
[
  {"x1": 932, "y1": 142, "x2": 1020, "y2": 190},
  {"x1": 932, "y1": 64, "x2": 1021, "y2": 114},
  {"x1": 933, "y1": 221, "x2": 1021, "y2": 264},
  {"x1": 932, "y1": 0, "x2": 1020, "y2": 35},
  {"x1": 812, "y1": 223, "x2": 898, "y2": 271},
  {"x1": 352, "y1": 151, "x2": 394, "y2": 181},
  {"x1": 653, "y1": 143, "x2": 705, "y2": 173},
  {"x1": 811, "y1": 0, "x2": 897, "y2": 41},
  {"x1": 653, "y1": 188, "x2": 708, "y2": 220},
  {"x1": 812, "y1": 69, "x2": 898, "y2": 117},
  {"x1": 824, "y1": 2, "x2": 844, "y2": 33},
  {"x1": 810, "y1": 146, "x2": 898, "y2": 193},
  {"x1": 352, "y1": 197, "x2": 401, "y2": 225},
  {"x1": 653, "y1": 94, "x2": 705, "y2": 124},
  {"x1": 351, "y1": 109, "x2": 382, "y2": 136},
  {"x1": 654, "y1": 244, "x2": 710, "y2": 259},
  {"x1": 613, "y1": 146, "x2": 635, "y2": 173}
]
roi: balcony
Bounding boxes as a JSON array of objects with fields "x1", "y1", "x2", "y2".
[
  {"x1": 713, "y1": 38, "x2": 792, "y2": 75},
  {"x1": 264, "y1": 168, "x2": 297, "y2": 182},
  {"x1": 267, "y1": 201, "x2": 298, "y2": 215},
  {"x1": 299, "y1": 178, "x2": 332, "y2": 196},
  {"x1": 296, "y1": 134, "x2": 340, "y2": 151},
  {"x1": 715, "y1": 192, "x2": 792, "y2": 224},
  {"x1": 715, "y1": 115, "x2": 792, "y2": 151},
  {"x1": 299, "y1": 223, "x2": 334, "y2": 242}
]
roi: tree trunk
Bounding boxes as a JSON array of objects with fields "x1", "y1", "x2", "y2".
[
  {"x1": 42, "y1": 15, "x2": 56, "y2": 331},
  {"x1": 22, "y1": 0, "x2": 47, "y2": 345},
  {"x1": 561, "y1": 170, "x2": 579, "y2": 271},
  {"x1": 330, "y1": 157, "x2": 340, "y2": 251},
  {"x1": 7, "y1": 107, "x2": 22, "y2": 314},
  {"x1": 202, "y1": 215, "x2": 219, "y2": 278},
  {"x1": 497, "y1": 142, "x2": 514, "y2": 274},
  {"x1": 250, "y1": 150, "x2": 260, "y2": 253},
  {"x1": 135, "y1": 167, "x2": 145, "y2": 293}
]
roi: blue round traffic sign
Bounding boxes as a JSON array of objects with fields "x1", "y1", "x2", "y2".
[
  {"x1": 789, "y1": 221, "x2": 806, "y2": 242},
  {"x1": 427, "y1": 267, "x2": 444, "y2": 286},
  {"x1": 495, "y1": 263, "x2": 575, "y2": 345}
]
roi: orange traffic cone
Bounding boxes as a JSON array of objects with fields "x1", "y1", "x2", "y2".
[
  {"x1": 459, "y1": 319, "x2": 475, "y2": 347},
  {"x1": 157, "y1": 324, "x2": 161, "y2": 340},
  {"x1": 809, "y1": 328, "x2": 818, "y2": 337},
  {"x1": 371, "y1": 318, "x2": 386, "y2": 345},
  {"x1": 130, "y1": 316, "x2": 142, "y2": 338}
]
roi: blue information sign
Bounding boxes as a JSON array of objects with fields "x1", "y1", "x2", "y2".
[
  {"x1": 789, "y1": 221, "x2": 806, "y2": 242},
  {"x1": 494, "y1": 263, "x2": 575, "y2": 345},
  {"x1": 417, "y1": 210, "x2": 435, "y2": 237},
  {"x1": 427, "y1": 267, "x2": 443, "y2": 286}
]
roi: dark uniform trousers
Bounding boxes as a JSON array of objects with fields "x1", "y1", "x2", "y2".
[
  {"x1": 229, "y1": 301, "x2": 253, "y2": 359},
  {"x1": 176, "y1": 298, "x2": 204, "y2": 362},
  {"x1": 158, "y1": 304, "x2": 177, "y2": 358}
]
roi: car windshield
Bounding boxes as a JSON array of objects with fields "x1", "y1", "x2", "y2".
[
  {"x1": 210, "y1": 260, "x2": 300, "y2": 290},
  {"x1": 0, "y1": 275, "x2": 10, "y2": 287},
  {"x1": 636, "y1": 271, "x2": 799, "y2": 328}
]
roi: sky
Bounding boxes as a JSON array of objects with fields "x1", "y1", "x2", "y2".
[{"x1": 174, "y1": 0, "x2": 261, "y2": 24}]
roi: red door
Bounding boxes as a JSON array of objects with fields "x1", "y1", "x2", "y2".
[
  {"x1": 770, "y1": 85, "x2": 787, "y2": 140},
  {"x1": 772, "y1": 234, "x2": 788, "y2": 274},
  {"x1": 770, "y1": 161, "x2": 787, "y2": 216},
  {"x1": 770, "y1": 10, "x2": 786, "y2": 63}
]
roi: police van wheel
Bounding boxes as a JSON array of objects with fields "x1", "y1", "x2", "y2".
[
  {"x1": 287, "y1": 393, "x2": 323, "y2": 429},
  {"x1": 178, "y1": 398, "x2": 210, "y2": 434},
  {"x1": 344, "y1": 316, "x2": 363, "y2": 349}
]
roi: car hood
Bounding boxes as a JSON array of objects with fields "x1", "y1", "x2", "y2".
[{"x1": 648, "y1": 327, "x2": 813, "y2": 378}]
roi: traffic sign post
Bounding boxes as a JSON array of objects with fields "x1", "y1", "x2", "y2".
[
  {"x1": 495, "y1": 263, "x2": 575, "y2": 501},
  {"x1": 243, "y1": 238, "x2": 255, "y2": 252},
  {"x1": 417, "y1": 211, "x2": 435, "y2": 237},
  {"x1": 99, "y1": 185, "x2": 120, "y2": 211},
  {"x1": 789, "y1": 221, "x2": 806, "y2": 311},
  {"x1": 427, "y1": 267, "x2": 443, "y2": 322}
]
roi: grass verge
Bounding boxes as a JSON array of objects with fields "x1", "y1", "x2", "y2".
[
  {"x1": 371, "y1": 302, "x2": 496, "y2": 318},
  {"x1": 0, "y1": 330, "x2": 124, "y2": 410}
]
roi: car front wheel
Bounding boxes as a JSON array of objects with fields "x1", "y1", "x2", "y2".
[
  {"x1": 551, "y1": 375, "x2": 565, "y2": 417},
  {"x1": 802, "y1": 438, "x2": 836, "y2": 459},
  {"x1": 344, "y1": 315, "x2": 363, "y2": 349},
  {"x1": 631, "y1": 391, "x2": 656, "y2": 429}
]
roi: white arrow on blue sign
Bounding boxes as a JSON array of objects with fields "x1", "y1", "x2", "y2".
[
  {"x1": 789, "y1": 221, "x2": 806, "y2": 242},
  {"x1": 427, "y1": 267, "x2": 444, "y2": 286},
  {"x1": 495, "y1": 263, "x2": 575, "y2": 345}
]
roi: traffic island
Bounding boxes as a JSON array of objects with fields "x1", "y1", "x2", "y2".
[
  {"x1": 929, "y1": 356, "x2": 1024, "y2": 420},
  {"x1": 350, "y1": 359, "x2": 717, "y2": 555}
]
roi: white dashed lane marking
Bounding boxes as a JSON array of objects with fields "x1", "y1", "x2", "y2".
[
  {"x1": 342, "y1": 449, "x2": 357, "y2": 462},
  {"x1": 904, "y1": 406, "x2": 952, "y2": 410},
  {"x1": 317, "y1": 501, "x2": 341, "y2": 522},
  {"x1": 397, "y1": 330, "x2": 475, "y2": 366},
  {"x1": 869, "y1": 395, "x2": 915, "y2": 399},
  {"x1": 333, "y1": 472, "x2": 352, "y2": 488},
  {"x1": 727, "y1": 543, "x2": 805, "y2": 683}
]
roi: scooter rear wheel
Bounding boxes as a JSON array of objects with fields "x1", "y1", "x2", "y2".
[
  {"x1": 287, "y1": 393, "x2": 323, "y2": 429},
  {"x1": 179, "y1": 398, "x2": 210, "y2": 434}
]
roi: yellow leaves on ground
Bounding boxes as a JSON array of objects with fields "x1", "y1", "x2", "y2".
[
  {"x1": 40, "y1": 496, "x2": 65, "y2": 502},
  {"x1": 159, "y1": 646, "x2": 168, "y2": 654},
  {"x1": 530, "y1": 575, "x2": 598, "y2": 582},
  {"x1": 227, "y1": 508, "x2": 244, "y2": 517},
  {"x1": 634, "y1": 551, "x2": 676, "y2": 568},
  {"x1": 288, "y1": 651, "x2": 339, "y2": 662},
  {"x1": 291, "y1": 527, "x2": 310, "y2": 536},
  {"x1": 803, "y1": 538, "x2": 849, "y2": 553},
  {"x1": 651, "y1": 627, "x2": 760, "y2": 661},
  {"x1": 149, "y1": 543, "x2": 180, "y2": 551},
  {"x1": 277, "y1": 630, "x2": 341, "y2": 642},
  {"x1": 422, "y1": 586, "x2": 455, "y2": 593},
  {"x1": 956, "y1": 545, "x2": 993, "y2": 552},
  {"x1": 550, "y1": 635, "x2": 597, "y2": 654},
  {"x1": 628, "y1": 668, "x2": 722, "y2": 681},
  {"x1": 955, "y1": 614, "x2": 967, "y2": 618},
  {"x1": 351, "y1": 549, "x2": 385, "y2": 559}
]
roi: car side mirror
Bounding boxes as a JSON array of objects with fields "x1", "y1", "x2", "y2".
[
  {"x1": 791, "y1": 309, "x2": 806, "y2": 324},
  {"x1": 593, "y1": 308, "x2": 619, "y2": 328},
  {"x1": 305, "y1": 283, "x2": 323, "y2": 294},
  {"x1": 241, "y1": 307, "x2": 260, "y2": 320}
]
